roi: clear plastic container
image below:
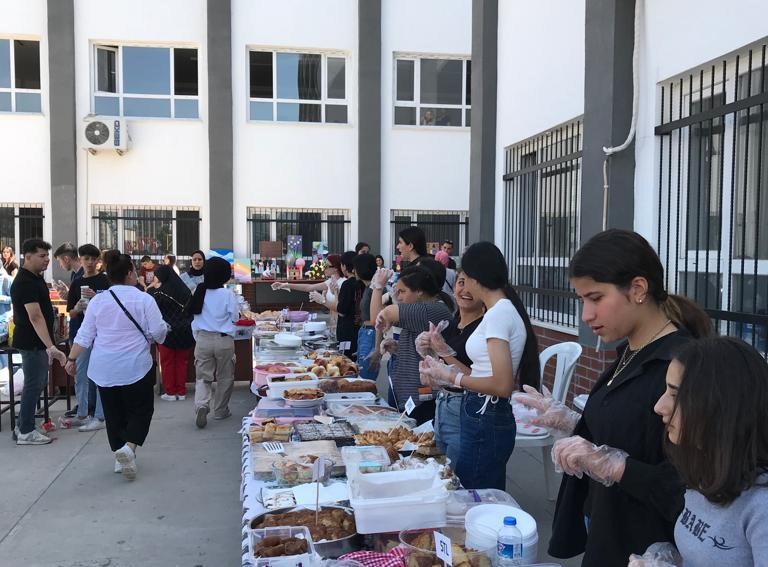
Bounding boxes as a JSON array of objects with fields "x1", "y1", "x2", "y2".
[
  {"x1": 446, "y1": 488, "x2": 520, "y2": 521},
  {"x1": 248, "y1": 525, "x2": 317, "y2": 567},
  {"x1": 399, "y1": 522, "x2": 495, "y2": 567},
  {"x1": 272, "y1": 456, "x2": 334, "y2": 486},
  {"x1": 341, "y1": 445, "x2": 391, "y2": 474}
]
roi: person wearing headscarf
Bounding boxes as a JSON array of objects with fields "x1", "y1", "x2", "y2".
[
  {"x1": 181, "y1": 250, "x2": 205, "y2": 291},
  {"x1": 147, "y1": 265, "x2": 194, "y2": 401},
  {"x1": 186, "y1": 257, "x2": 239, "y2": 428}
]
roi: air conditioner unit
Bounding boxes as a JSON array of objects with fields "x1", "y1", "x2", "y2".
[{"x1": 82, "y1": 118, "x2": 130, "y2": 154}]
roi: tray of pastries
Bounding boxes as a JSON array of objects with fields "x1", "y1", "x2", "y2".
[
  {"x1": 248, "y1": 419, "x2": 293, "y2": 443},
  {"x1": 294, "y1": 421, "x2": 358, "y2": 445}
]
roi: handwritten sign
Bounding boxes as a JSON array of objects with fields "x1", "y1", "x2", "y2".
[
  {"x1": 435, "y1": 531, "x2": 453, "y2": 566},
  {"x1": 404, "y1": 396, "x2": 416, "y2": 416},
  {"x1": 312, "y1": 458, "x2": 326, "y2": 482}
]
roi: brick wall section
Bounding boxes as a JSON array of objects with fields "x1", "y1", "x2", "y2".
[{"x1": 533, "y1": 324, "x2": 616, "y2": 405}]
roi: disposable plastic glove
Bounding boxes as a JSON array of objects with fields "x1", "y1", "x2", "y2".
[
  {"x1": 627, "y1": 543, "x2": 682, "y2": 567},
  {"x1": 46, "y1": 345, "x2": 67, "y2": 367},
  {"x1": 415, "y1": 321, "x2": 455, "y2": 359},
  {"x1": 551, "y1": 436, "x2": 628, "y2": 487},
  {"x1": 512, "y1": 385, "x2": 580, "y2": 435},
  {"x1": 419, "y1": 356, "x2": 459, "y2": 388},
  {"x1": 271, "y1": 282, "x2": 290, "y2": 291},
  {"x1": 364, "y1": 349, "x2": 382, "y2": 372},
  {"x1": 513, "y1": 384, "x2": 554, "y2": 413},
  {"x1": 309, "y1": 290, "x2": 326, "y2": 305},
  {"x1": 379, "y1": 338, "x2": 398, "y2": 355},
  {"x1": 76, "y1": 298, "x2": 89, "y2": 312},
  {"x1": 371, "y1": 268, "x2": 393, "y2": 290}
]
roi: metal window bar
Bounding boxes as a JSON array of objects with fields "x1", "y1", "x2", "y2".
[
  {"x1": 90, "y1": 205, "x2": 201, "y2": 261},
  {"x1": 655, "y1": 39, "x2": 768, "y2": 357},
  {"x1": 502, "y1": 118, "x2": 583, "y2": 328},
  {"x1": 246, "y1": 207, "x2": 351, "y2": 259},
  {"x1": 389, "y1": 209, "x2": 469, "y2": 261},
  {"x1": 0, "y1": 203, "x2": 44, "y2": 258}
]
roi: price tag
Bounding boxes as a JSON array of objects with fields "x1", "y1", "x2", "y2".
[
  {"x1": 434, "y1": 531, "x2": 453, "y2": 566},
  {"x1": 312, "y1": 458, "x2": 326, "y2": 481},
  {"x1": 404, "y1": 396, "x2": 416, "y2": 415}
]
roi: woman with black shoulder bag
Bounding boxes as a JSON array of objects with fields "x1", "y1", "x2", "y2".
[
  {"x1": 65, "y1": 251, "x2": 167, "y2": 480},
  {"x1": 147, "y1": 265, "x2": 194, "y2": 401}
]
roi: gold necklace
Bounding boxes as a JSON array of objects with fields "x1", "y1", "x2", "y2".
[{"x1": 607, "y1": 319, "x2": 672, "y2": 386}]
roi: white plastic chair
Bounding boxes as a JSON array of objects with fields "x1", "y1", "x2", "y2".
[{"x1": 513, "y1": 341, "x2": 582, "y2": 500}]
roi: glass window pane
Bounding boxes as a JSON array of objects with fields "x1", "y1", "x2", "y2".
[
  {"x1": 97, "y1": 210, "x2": 118, "y2": 251},
  {"x1": 123, "y1": 97, "x2": 171, "y2": 118},
  {"x1": 394, "y1": 106, "x2": 415, "y2": 125},
  {"x1": 420, "y1": 107, "x2": 461, "y2": 127},
  {"x1": 325, "y1": 104, "x2": 347, "y2": 124},
  {"x1": 420, "y1": 59, "x2": 462, "y2": 105},
  {"x1": 123, "y1": 47, "x2": 170, "y2": 95},
  {"x1": 276, "y1": 102, "x2": 320, "y2": 122},
  {"x1": 0, "y1": 206, "x2": 15, "y2": 251},
  {"x1": 250, "y1": 51, "x2": 273, "y2": 99},
  {"x1": 276, "y1": 53, "x2": 321, "y2": 100},
  {"x1": 0, "y1": 40, "x2": 10, "y2": 88},
  {"x1": 15, "y1": 92, "x2": 41, "y2": 113},
  {"x1": 250, "y1": 101, "x2": 273, "y2": 121},
  {"x1": 327, "y1": 214, "x2": 345, "y2": 253},
  {"x1": 123, "y1": 208, "x2": 172, "y2": 256},
  {"x1": 327, "y1": 57, "x2": 345, "y2": 99},
  {"x1": 14, "y1": 40, "x2": 40, "y2": 90},
  {"x1": 95, "y1": 96, "x2": 119, "y2": 116},
  {"x1": 396, "y1": 60, "x2": 414, "y2": 101},
  {"x1": 465, "y1": 60, "x2": 471, "y2": 105},
  {"x1": 465, "y1": 108, "x2": 471, "y2": 127},
  {"x1": 175, "y1": 99, "x2": 198, "y2": 118},
  {"x1": 250, "y1": 213, "x2": 272, "y2": 255},
  {"x1": 173, "y1": 48, "x2": 198, "y2": 96},
  {"x1": 96, "y1": 48, "x2": 117, "y2": 93},
  {"x1": 18, "y1": 207, "x2": 43, "y2": 243},
  {"x1": 0, "y1": 92, "x2": 11, "y2": 112},
  {"x1": 176, "y1": 210, "x2": 200, "y2": 256}
]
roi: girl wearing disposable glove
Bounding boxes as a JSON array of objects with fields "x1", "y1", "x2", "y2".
[
  {"x1": 515, "y1": 229, "x2": 712, "y2": 566},
  {"x1": 416, "y1": 270, "x2": 484, "y2": 465},
  {"x1": 419, "y1": 242, "x2": 540, "y2": 490},
  {"x1": 627, "y1": 337, "x2": 768, "y2": 567},
  {"x1": 375, "y1": 265, "x2": 454, "y2": 424}
]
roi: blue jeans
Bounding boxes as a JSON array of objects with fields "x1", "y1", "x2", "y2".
[
  {"x1": 435, "y1": 391, "x2": 462, "y2": 465},
  {"x1": 456, "y1": 392, "x2": 516, "y2": 490},
  {"x1": 357, "y1": 327, "x2": 377, "y2": 379},
  {"x1": 75, "y1": 347, "x2": 103, "y2": 420},
  {"x1": 18, "y1": 349, "x2": 49, "y2": 434}
]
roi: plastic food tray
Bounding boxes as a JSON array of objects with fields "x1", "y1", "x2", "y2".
[{"x1": 248, "y1": 525, "x2": 317, "y2": 567}]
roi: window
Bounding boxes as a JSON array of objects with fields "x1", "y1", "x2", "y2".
[
  {"x1": 248, "y1": 50, "x2": 348, "y2": 124},
  {"x1": 93, "y1": 44, "x2": 199, "y2": 119},
  {"x1": 0, "y1": 39, "x2": 41, "y2": 113},
  {"x1": 91, "y1": 205, "x2": 200, "y2": 260},
  {"x1": 246, "y1": 207, "x2": 351, "y2": 260},
  {"x1": 394, "y1": 55, "x2": 470, "y2": 127},
  {"x1": 503, "y1": 118, "x2": 583, "y2": 328},
  {"x1": 655, "y1": 39, "x2": 768, "y2": 354},
  {"x1": 0, "y1": 203, "x2": 44, "y2": 258},
  {"x1": 389, "y1": 209, "x2": 469, "y2": 260}
]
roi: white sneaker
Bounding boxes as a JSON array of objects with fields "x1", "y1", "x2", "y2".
[
  {"x1": 160, "y1": 394, "x2": 177, "y2": 402},
  {"x1": 17, "y1": 429, "x2": 52, "y2": 445},
  {"x1": 114, "y1": 459, "x2": 122, "y2": 474},
  {"x1": 115, "y1": 444, "x2": 137, "y2": 480},
  {"x1": 78, "y1": 417, "x2": 106, "y2": 432},
  {"x1": 176, "y1": 395, "x2": 186, "y2": 401}
]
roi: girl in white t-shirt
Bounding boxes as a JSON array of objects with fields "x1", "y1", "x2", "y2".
[{"x1": 420, "y1": 242, "x2": 540, "y2": 489}]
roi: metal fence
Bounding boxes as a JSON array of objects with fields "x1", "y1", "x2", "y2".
[
  {"x1": 0, "y1": 203, "x2": 44, "y2": 258},
  {"x1": 502, "y1": 118, "x2": 583, "y2": 328},
  {"x1": 389, "y1": 209, "x2": 469, "y2": 262},
  {"x1": 246, "y1": 207, "x2": 351, "y2": 258},
  {"x1": 655, "y1": 39, "x2": 768, "y2": 355},
  {"x1": 91, "y1": 205, "x2": 200, "y2": 260}
]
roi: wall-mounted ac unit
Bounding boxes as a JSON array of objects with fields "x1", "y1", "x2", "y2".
[{"x1": 82, "y1": 118, "x2": 130, "y2": 154}]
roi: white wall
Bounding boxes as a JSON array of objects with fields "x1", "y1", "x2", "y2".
[
  {"x1": 494, "y1": 0, "x2": 585, "y2": 245},
  {"x1": 634, "y1": 0, "x2": 768, "y2": 241},
  {"x1": 73, "y1": 0, "x2": 209, "y2": 251},
  {"x1": 232, "y1": 0, "x2": 358, "y2": 257},
  {"x1": 380, "y1": 0, "x2": 472, "y2": 258},
  {"x1": 0, "y1": 0, "x2": 51, "y2": 250}
]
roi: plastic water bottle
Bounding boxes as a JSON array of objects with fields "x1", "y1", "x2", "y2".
[{"x1": 497, "y1": 516, "x2": 523, "y2": 566}]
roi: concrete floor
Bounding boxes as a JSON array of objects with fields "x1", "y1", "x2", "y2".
[{"x1": 0, "y1": 383, "x2": 581, "y2": 567}]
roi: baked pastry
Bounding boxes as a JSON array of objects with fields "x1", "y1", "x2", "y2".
[
  {"x1": 253, "y1": 507, "x2": 356, "y2": 542},
  {"x1": 338, "y1": 379, "x2": 377, "y2": 394}
]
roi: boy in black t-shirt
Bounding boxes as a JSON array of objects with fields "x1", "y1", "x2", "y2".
[
  {"x1": 11, "y1": 238, "x2": 67, "y2": 445},
  {"x1": 65, "y1": 244, "x2": 111, "y2": 431}
]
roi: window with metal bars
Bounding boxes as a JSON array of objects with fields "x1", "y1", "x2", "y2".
[
  {"x1": 389, "y1": 209, "x2": 469, "y2": 262},
  {"x1": 0, "y1": 203, "x2": 44, "y2": 259},
  {"x1": 91, "y1": 205, "x2": 200, "y2": 262},
  {"x1": 246, "y1": 207, "x2": 351, "y2": 259},
  {"x1": 502, "y1": 118, "x2": 582, "y2": 329},
  {"x1": 655, "y1": 39, "x2": 768, "y2": 354}
]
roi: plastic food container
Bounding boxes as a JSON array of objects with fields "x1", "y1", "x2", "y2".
[
  {"x1": 465, "y1": 504, "x2": 538, "y2": 564},
  {"x1": 446, "y1": 488, "x2": 520, "y2": 522},
  {"x1": 341, "y1": 445, "x2": 391, "y2": 474},
  {"x1": 266, "y1": 373, "x2": 321, "y2": 398},
  {"x1": 399, "y1": 522, "x2": 495, "y2": 567},
  {"x1": 351, "y1": 465, "x2": 439, "y2": 499},
  {"x1": 274, "y1": 333, "x2": 303, "y2": 347},
  {"x1": 248, "y1": 525, "x2": 317, "y2": 567},
  {"x1": 286, "y1": 310, "x2": 310, "y2": 322},
  {"x1": 272, "y1": 457, "x2": 335, "y2": 486}
]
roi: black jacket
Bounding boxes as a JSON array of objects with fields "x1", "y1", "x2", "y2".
[
  {"x1": 149, "y1": 289, "x2": 194, "y2": 349},
  {"x1": 549, "y1": 331, "x2": 688, "y2": 566}
]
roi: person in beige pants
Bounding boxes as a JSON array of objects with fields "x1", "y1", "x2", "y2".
[{"x1": 186, "y1": 257, "x2": 240, "y2": 428}]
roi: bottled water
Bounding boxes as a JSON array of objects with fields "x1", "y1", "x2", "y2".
[{"x1": 497, "y1": 516, "x2": 523, "y2": 566}]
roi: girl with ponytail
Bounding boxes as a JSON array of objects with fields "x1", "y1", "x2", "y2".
[
  {"x1": 516, "y1": 229, "x2": 712, "y2": 566},
  {"x1": 419, "y1": 241, "x2": 540, "y2": 490}
]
